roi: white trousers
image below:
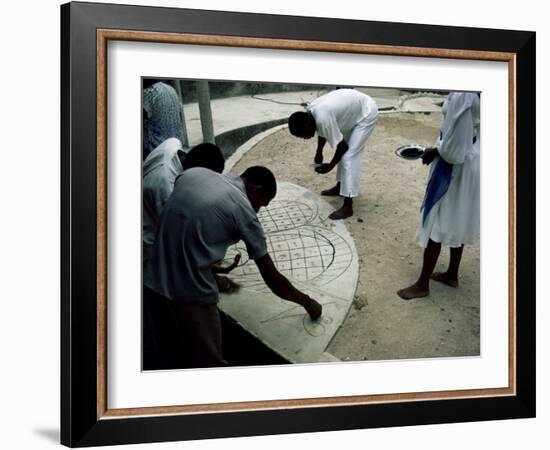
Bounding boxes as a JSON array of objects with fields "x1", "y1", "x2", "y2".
[{"x1": 336, "y1": 111, "x2": 378, "y2": 198}]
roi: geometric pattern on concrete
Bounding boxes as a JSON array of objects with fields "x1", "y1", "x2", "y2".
[
  {"x1": 225, "y1": 225, "x2": 353, "y2": 290},
  {"x1": 219, "y1": 181, "x2": 358, "y2": 364}
]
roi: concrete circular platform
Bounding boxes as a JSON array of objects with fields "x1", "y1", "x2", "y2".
[{"x1": 219, "y1": 181, "x2": 358, "y2": 364}]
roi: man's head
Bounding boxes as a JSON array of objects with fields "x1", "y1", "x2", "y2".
[
  {"x1": 182, "y1": 143, "x2": 225, "y2": 173},
  {"x1": 288, "y1": 111, "x2": 316, "y2": 139},
  {"x1": 241, "y1": 166, "x2": 277, "y2": 213}
]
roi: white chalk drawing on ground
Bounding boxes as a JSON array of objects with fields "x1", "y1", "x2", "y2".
[
  {"x1": 218, "y1": 181, "x2": 359, "y2": 364},
  {"x1": 256, "y1": 199, "x2": 317, "y2": 233},
  {"x1": 224, "y1": 224, "x2": 354, "y2": 291}
]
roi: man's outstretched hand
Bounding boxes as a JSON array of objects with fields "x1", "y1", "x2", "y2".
[{"x1": 305, "y1": 297, "x2": 322, "y2": 320}]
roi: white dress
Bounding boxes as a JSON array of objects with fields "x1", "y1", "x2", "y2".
[{"x1": 416, "y1": 92, "x2": 480, "y2": 248}]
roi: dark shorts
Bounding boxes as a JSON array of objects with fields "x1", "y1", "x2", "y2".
[{"x1": 143, "y1": 287, "x2": 226, "y2": 370}]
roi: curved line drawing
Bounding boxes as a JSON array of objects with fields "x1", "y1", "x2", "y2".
[
  {"x1": 303, "y1": 314, "x2": 334, "y2": 338},
  {"x1": 224, "y1": 223, "x2": 354, "y2": 293},
  {"x1": 312, "y1": 229, "x2": 336, "y2": 269},
  {"x1": 259, "y1": 305, "x2": 304, "y2": 324},
  {"x1": 289, "y1": 282, "x2": 351, "y2": 304},
  {"x1": 257, "y1": 199, "x2": 318, "y2": 232},
  {"x1": 260, "y1": 301, "x2": 336, "y2": 328}
]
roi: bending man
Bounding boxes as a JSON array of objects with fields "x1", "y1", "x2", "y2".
[
  {"x1": 144, "y1": 166, "x2": 322, "y2": 368},
  {"x1": 288, "y1": 88, "x2": 378, "y2": 219}
]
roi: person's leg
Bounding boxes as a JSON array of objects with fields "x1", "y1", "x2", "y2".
[
  {"x1": 321, "y1": 182, "x2": 341, "y2": 196},
  {"x1": 431, "y1": 244, "x2": 464, "y2": 287},
  {"x1": 397, "y1": 239, "x2": 442, "y2": 300},
  {"x1": 329, "y1": 149, "x2": 361, "y2": 220},
  {"x1": 143, "y1": 287, "x2": 184, "y2": 370},
  {"x1": 327, "y1": 148, "x2": 359, "y2": 219},
  {"x1": 142, "y1": 286, "x2": 159, "y2": 370},
  {"x1": 329, "y1": 196, "x2": 353, "y2": 219},
  {"x1": 329, "y1": 118, "x2": 376, "y2": 220},
  {"x1": 173, "y1": 303, "x2": 226, "y2": 368}
]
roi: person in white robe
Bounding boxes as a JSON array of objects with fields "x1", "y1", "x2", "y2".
[
  {"x1": 288, "y1": 89, "x2": 379, "y2": 220},
  {"x1": 142, "y1": 138, "x2": 225, "y2": 267},
  {"x1": 397, "y1": 91, "x2": 480, "y2": 300},
  {"x1": 143, "y1": 137, "x2": 186, "y2": 267}
]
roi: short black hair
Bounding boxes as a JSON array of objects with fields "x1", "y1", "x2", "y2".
[
  {"x1": 288, "y1": 111, "x2": 311, "y2": 136},
  {"x1": 183, "y1": 143, "x2": 225, "y2": 173},
  {"x1": 241, "y1": 166, "x2": 277, "y2": 200}
]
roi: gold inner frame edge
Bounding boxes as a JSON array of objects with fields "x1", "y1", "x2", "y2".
[{"x1": 95, "y1": 29, "x2": 517, "y2": 419}]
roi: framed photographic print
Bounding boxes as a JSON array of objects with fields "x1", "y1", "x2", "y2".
[{"x1": 61, "y1": 1, "x2": 535, "y2": 447}]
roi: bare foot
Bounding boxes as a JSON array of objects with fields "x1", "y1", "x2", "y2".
[
  {"x1": 431, "y1": 272, "x2": 458, "y2": 288},
  {"x1": 329, "y1": 205, "x2": 353, "y2": 220},
  {"x1": 321, "y1": 185, "x2": 340, "y2": 196},
  {"x1": 397, "y1": 283, "x2": 429, "y2": 300}
]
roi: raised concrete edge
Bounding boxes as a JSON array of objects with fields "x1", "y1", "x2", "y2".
[{"x1": 224, "y1": 124, "x2": 289, "y2": 173}]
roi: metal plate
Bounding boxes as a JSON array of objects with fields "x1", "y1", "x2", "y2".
[{"x1": 395, "y1": 143, "x2": 426, "y2": 160}]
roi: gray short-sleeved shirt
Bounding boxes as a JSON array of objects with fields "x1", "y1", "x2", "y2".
[{"x1": 144, "y1": 167, "x2": 267, "y2": 304}]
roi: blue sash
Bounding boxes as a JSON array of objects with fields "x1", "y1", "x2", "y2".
[
  {"x1": 421, "y1": 157, "x2": 453, "y2": 225},
  {"x1": 421, "y1": 136, "x2": 477, "y2": 224}
]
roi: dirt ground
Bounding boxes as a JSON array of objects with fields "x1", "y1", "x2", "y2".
[{"x1": 231, "y1": 112, "x2": 480, "y2": 362}]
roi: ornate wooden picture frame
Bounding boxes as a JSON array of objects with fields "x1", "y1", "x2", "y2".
[{"x1": 61, "y1": 2, "x2": 535, "y2": 446}]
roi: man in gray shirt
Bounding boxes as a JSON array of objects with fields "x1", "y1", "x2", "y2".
[{"x1": 144, "y1": 166, "x2": 322, "y2": 368}]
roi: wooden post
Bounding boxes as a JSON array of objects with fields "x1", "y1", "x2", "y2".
[{"x1": 196, "y1": 80, "x2": 215, "y2": 144}]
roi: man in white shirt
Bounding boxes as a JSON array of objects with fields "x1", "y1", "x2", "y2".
[{"x1": 288, "y1": 89, "x2": 378, "y2": 219}]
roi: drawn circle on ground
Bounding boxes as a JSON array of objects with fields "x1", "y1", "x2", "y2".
[
  {"x1": 257, "y1": 199, "x2": 316, "y2": 233},
  {"x1": 303, "y1": 315, "x2": 334, "y2": 338},
  {"x1": 224, "y1": 226, "x2": 353, "y2": 292}
]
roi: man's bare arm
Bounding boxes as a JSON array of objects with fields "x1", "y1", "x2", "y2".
[
  {"x1": 314, "y1": 136, "x2": 327, "y2": 164},
  {"x1": 255, "y1": 254, "x2": 322, "y2": 320},
  {"x1": 315, "y1": 139, "x2": 349, "y2": 174}
]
